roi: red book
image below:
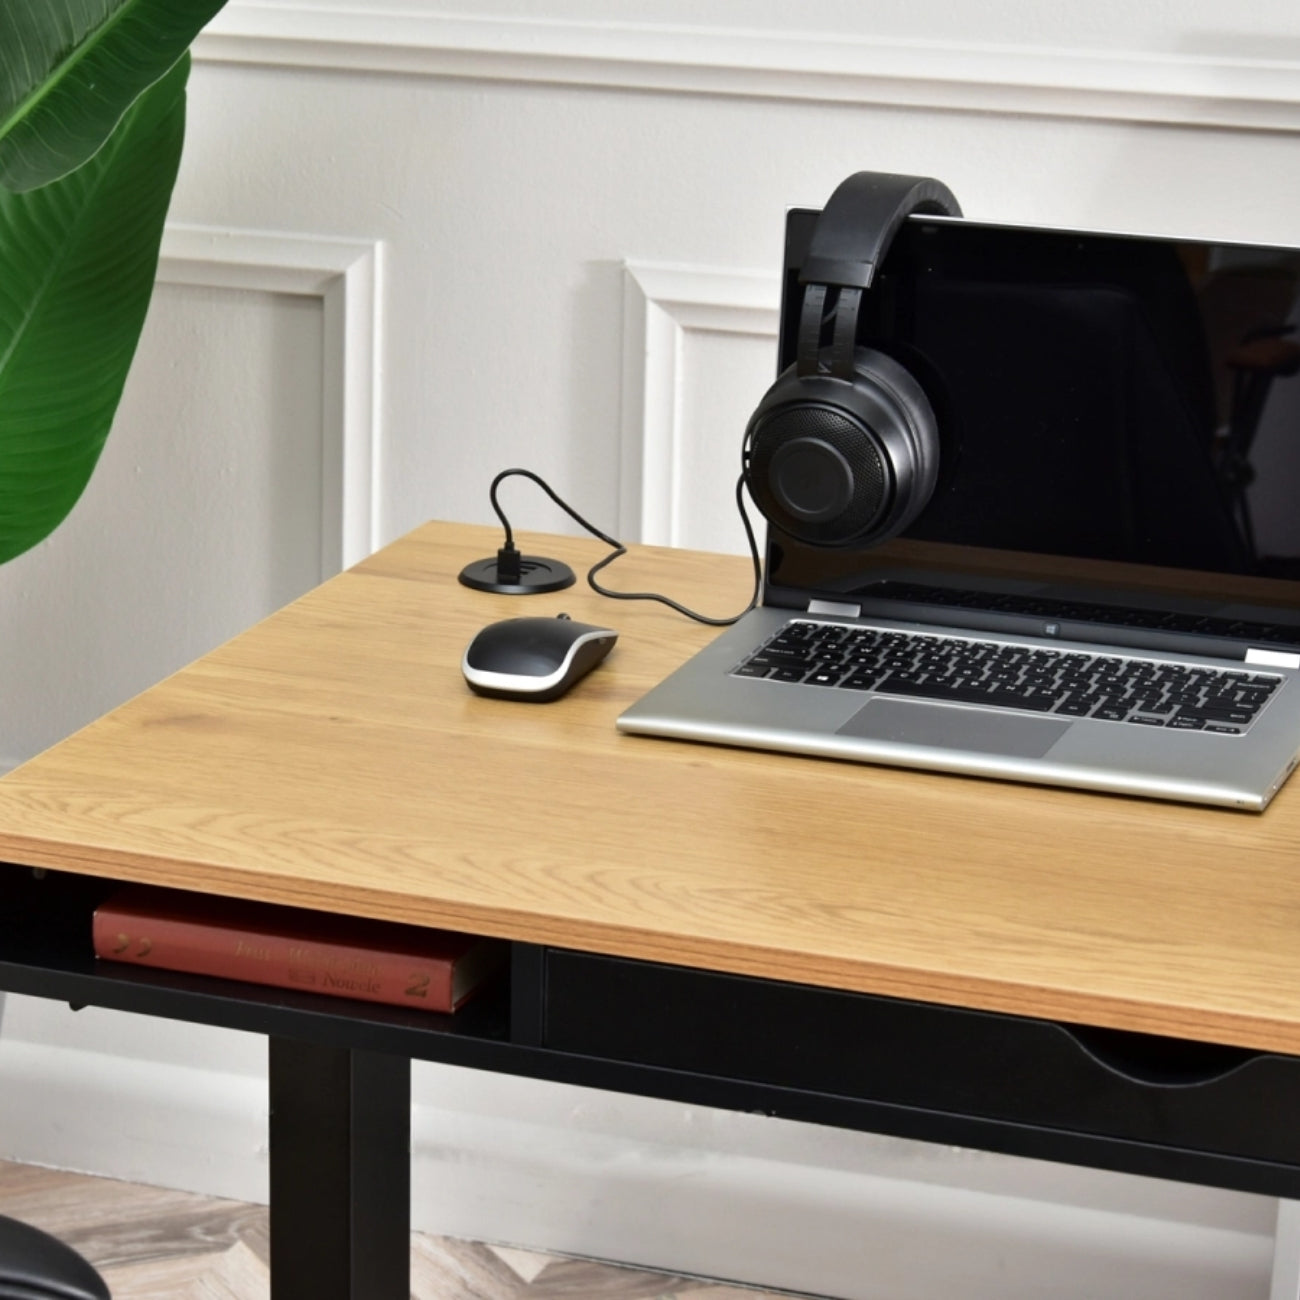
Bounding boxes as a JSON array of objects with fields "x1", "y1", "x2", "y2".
[{"x1": 93, "y1": 887, "x2": 506, "y2": 1013}]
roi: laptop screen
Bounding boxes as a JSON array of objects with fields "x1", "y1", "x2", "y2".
[{"x1": 765, "y1": 210, "x2": 1300, "y2": 654}]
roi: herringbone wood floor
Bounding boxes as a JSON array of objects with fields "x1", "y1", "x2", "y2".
[{"x1": 0, "y1": 1159, "x2": 803, "y2": 1299}]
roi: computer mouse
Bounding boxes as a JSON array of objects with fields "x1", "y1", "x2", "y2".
[{"x1": 462, "y1": 614, "x2": 618, "y2": 702}]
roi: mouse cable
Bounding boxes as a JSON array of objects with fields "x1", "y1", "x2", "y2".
[{"x1": 487, "y1": 467, "x2": 762, "y2": 626}]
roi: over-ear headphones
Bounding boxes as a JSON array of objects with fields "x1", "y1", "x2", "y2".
[{"x1": 743, "y1": 171, "x2": 961, "y2": 547}]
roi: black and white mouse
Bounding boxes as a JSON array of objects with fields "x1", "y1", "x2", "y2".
[{"x1": 462, "y1": 614, "x2": 617, "y2": 702}]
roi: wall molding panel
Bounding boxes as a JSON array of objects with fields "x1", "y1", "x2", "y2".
[
  {"x1": 157, "y1": 224, "x2": 383, "y2": 575},
  {"x1": 198, "y1": 4, "x2": 1300, "y2": 132},
  {"x1": 620, "y1": 262, "x2": 779, "y2": 545}
]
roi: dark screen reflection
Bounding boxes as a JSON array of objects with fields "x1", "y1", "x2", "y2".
[{"x1": 766, "y1": 213, "x2": 1300, "y2": 645}]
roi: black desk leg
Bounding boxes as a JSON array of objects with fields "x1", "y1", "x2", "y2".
[{"x1": 268, "y1": 1038, "x2": 411, "y2": 1300}]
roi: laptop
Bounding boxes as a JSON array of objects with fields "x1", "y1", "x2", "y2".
[{"x1": 617, "y1": 207, "x2": 1300, "y2": 810}]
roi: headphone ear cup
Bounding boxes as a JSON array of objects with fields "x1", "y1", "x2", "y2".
[{"x1": 744, "y1": 347, "x2": 939, "y2": 546}]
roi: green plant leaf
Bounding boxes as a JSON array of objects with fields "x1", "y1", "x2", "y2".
[
  {"x1": 0, "y1": 0, "x2": 224, "y2": 192},
  {"x1": 0, "y1": 53, "x2": 188, "y2": 565}
]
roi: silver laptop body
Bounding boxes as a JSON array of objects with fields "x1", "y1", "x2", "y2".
[
  {"x1": 619, "y1": 606, "x2": 1300, "y2": 810},
  {"x1": 618, "y1": 210, "x2": 1300, "y2": 811}
]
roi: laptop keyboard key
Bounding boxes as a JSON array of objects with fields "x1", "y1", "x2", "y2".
[
  {"x1": 1055, "y1": 697, "x2": 1094, "y2": 716},
  {"x1": 805, "y1": 670, "x2": 844, "y2": 687},
  {"x1": 1181, "y1": 706, "x2": 1255, "y2": 725},
  {"x1": 877, "y1": 677, "x2": 1059, "y2": 712}
]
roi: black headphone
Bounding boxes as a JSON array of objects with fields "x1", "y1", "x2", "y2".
[{"x1": 743, "y1": 171, "x2": 961, "y2": 547}]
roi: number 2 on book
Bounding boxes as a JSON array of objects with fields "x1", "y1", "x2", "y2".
[{"x1": 405, "y1": 972, "x2": 429, "y2": 1000}]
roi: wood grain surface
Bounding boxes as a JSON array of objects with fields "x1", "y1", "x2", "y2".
[{"x1": 2, "y1": 522, "x2": 1300, "y2": 1052}]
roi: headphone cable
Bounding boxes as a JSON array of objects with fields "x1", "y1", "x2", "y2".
[{"x1": 487, "y1": 467, "x2": 761, "y2": 627}]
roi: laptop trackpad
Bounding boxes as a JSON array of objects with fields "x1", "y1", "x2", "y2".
[{"x1": 837, "y1": 697, "x2": 1071, "y2": 758}]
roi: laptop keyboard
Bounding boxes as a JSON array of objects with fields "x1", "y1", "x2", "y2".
[{"x1": 732, "y1": 620, "x2": 1283, "y2": 734}]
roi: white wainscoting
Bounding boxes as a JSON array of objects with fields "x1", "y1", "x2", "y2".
[
  {"x1": 198, "y1": 3, "x2": 1300, "y2": 132},
  {"x1": 619, "y1": 262, "x2": 778, "y2": 549},
  {"x1": 158, "y1": 225, "x2": 383, "y2": 574}
]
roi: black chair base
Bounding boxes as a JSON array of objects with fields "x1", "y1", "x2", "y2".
[{"x1": 0, "y1": 1215, "x2": 109, "y2": 1300}]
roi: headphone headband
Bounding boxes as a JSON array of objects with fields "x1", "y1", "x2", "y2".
[
  {"x1": 799, "y1": 172, "x2": 962, "y2": 290},
  {"x1": 796, "y1": 173, "x2": 961, "y2": 381}
]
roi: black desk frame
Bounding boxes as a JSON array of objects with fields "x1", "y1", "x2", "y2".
[{"x1": 3, "y1": 864, "x2": 1300, "y2": 1300}]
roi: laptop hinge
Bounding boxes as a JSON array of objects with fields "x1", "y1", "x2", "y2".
[
  {"x1": 1246, "y1": 647, "x2": 1300, "y2": 670},
  {"x1": 807, "y1": 599, "x2": 862, "y2": 618}
]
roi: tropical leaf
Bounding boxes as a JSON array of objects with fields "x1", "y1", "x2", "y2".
[
  {"x1": 0, "y1": 54, "x2": 188, "y2": 565},
  {"x1": 0, "y1": 0, "x2": 224, "y2": 192}
]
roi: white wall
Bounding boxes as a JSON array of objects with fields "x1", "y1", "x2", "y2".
[{"x1": 3, "y1": 3, "x2": 1300, "y2": 1295}]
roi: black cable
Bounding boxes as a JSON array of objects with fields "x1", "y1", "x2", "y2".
[{"x1": 487, "y1": 467, "x2": 762, "y2": 626}]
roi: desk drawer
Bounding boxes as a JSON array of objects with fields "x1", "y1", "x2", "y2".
[{"x1": 541, "y1": 950, "x2": 1300, "y2": 1168}]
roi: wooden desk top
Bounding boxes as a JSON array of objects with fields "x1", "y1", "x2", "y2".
[{"x1": 2, "y1": 521, "x2": 1300, "y2": 1053}]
